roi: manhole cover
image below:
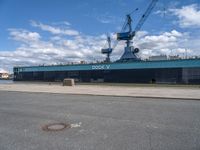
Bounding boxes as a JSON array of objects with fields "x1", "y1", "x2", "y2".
[{"x1": 42, "y1": 123, "x2": 71, "y2": 131}]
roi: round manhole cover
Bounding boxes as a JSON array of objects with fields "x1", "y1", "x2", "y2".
[{"x1": 42, "y1": 123, "x2": 71, "y2": 131}]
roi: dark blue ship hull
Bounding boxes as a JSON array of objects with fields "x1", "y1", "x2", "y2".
[{"x1": 13, "y1": 59, "x2": 200, "y2": 84}]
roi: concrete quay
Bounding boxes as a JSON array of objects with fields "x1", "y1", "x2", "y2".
[{"x1": 0, "y1": 82, "x2": 199, "y2": 100}]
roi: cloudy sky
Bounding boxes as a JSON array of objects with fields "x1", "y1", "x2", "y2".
[{"x1": 0, "y1": 0, "x2": 200, "y2": 73}]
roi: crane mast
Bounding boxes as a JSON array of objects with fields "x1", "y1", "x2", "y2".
[{"x1": 117, "y1": 0, "x2": 158, "y2": 62}]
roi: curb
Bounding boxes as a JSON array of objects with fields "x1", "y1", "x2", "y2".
[{"x1": 1, "y1": 90, "x2": 200, "y2": 101}]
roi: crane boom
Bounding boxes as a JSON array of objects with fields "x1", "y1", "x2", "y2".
[
  {"x1": 116, "y1": 0, "x2": 158, "y2": 62},
  {"x1": 117, "y1": 0, "x2": 158, "y2": 40},
  {"x1": 133, "y1": 0, "x2": 158, "y2": 35}
]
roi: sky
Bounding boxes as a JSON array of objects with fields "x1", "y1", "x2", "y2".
[{"x1": 0, "y1": 0, "x2": 200, "y2": 73}]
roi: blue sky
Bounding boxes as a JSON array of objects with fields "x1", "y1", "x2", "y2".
[{"x1": 0, "y1": 0, "x2": 200, "y2": 72}]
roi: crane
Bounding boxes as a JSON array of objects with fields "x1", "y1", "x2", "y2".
[
  {"x1": 116, "y1": 0, "x2": 158, "y2": 62},
  {"x1": 101, "y1": 35, "x2": 112, "y2": 62}
]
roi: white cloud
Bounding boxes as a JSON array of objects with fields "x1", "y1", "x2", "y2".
[
  {"x1": 0, "y1": 68, "x2": 8, "y2": 73},
  {"x1": 97, "y1": 15, "x2": 117, "y2": 24},
  {"x1": 8, "y1": 29, "x2": 41, "y2": 43},
  {"x1": 30, "y1": 20, "x2": 79, "y2": 36},
  {"x1": 170, "y1": 4, "x2": 200, "y2": 28},
  {"x1": 0, "y1": 24, "x2": 108, "y2": 72},
  {"x1": 132, "y1": 30, "x2": 183, "y2": 57},
  {"x1": 138, "y1": 30, "x2": 183, "y2": 48},
  {"x1": 52, "y1": 21, "x2": 71, "y2": 26},
  {"x1": 86, "y1": 12, "x2": 121, "y2": 24}
]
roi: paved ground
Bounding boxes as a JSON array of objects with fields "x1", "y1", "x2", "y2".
[
  {"x1": 0, "y1": 83, "x2": 200, "y2": 99},
  {"x1": 0, "y1": 91, "x2": 200, "y2": 150}
]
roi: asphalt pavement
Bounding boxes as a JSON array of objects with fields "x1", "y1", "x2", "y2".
[{"x1": 0, "y1": 91, "x2": 200, "y2": 150}]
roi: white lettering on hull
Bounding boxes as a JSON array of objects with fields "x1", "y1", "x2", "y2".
[{"x1": 92, "y1": 65, "x2": 110, "y2": 70}]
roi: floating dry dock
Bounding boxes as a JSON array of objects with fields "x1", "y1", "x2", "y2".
[{"x1": 13, "y1": 59, "x2": 200, "y2": 84}]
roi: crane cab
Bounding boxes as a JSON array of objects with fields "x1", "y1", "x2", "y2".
[
  {"x1": 101, "y1": 48, "x2": 112, "y2": 62},
  {"x1": 117, "y1": 32, "x2": 133, "y2": 40},
  {"x1": 101, "y1": 48, "x2": 112, "y2": 54}
]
